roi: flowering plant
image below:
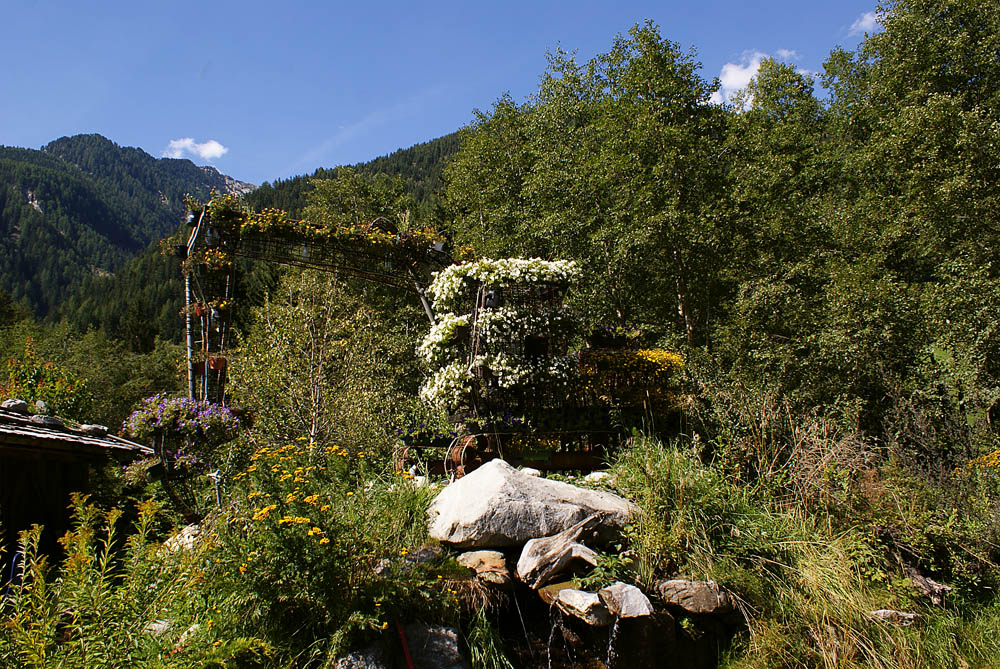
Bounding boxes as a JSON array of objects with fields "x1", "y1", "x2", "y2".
[
  {"x1": 124, "y1": 394, "x2": 240, "y2": 444},
  {"x1": 416, "y1": 313, "x2": 470, "y2": 366},
  {"x1": 428, "y1": 258, "x2": 579, "y2": 313},
  {"x1": 418, "y1": 258, "x2": 582, "y2": 408}
]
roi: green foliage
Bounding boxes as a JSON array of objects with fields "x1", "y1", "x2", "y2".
[
  {"x1": 0, "y1": 496, "x2": 270, "y2": 667},
  {"x1": 612, "y1": 435, "x2": 1000, "y2": 668},
  {"x1": 228, "y1": 269, "x2": 420, "y2": 463},
  {"x1": 1, "y1": 337, "x2": 90, "y2": 418},
  {"x1": 210, "y1": 438, "x2": 447, "y2": 662},
  {"x1": 445, "y1": 22, "x2": 727, "y2": 342},
  {"x1": 0, "y1": 321, "x2": 182, "y2": 428}
]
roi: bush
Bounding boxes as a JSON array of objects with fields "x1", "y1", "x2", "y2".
[
  {"x1": 0, "y1": 496, "x2": 269, "y2": 667},
  {"x1": 610, "y1": 435, "x2": 1000, "y2": 668},
  {"x1": 206, "y1": 437, "x2": 451, "y2": 663}
]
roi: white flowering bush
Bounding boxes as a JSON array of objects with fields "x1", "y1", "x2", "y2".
[
  {"x1": 418, "y1": 258, "x2": 581, "y2": 409},
  {"x1": 418, "y1": 360, "x2": 473, "y2": 406},
  {"x1": 428, "y1": 258, "x2": 579, "y2": 313},
  {"x1": 417, "y1": 313, "x2": 470, "y2": 366}
]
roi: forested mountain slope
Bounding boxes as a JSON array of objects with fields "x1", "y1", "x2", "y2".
[
  {"x1": 246, "y1": 132, "x2": 459, "y2": 216},
  {"x1": 0, "y1": 134, "x2": 252, "y2": 316},
  {"x1": 55, "y1": 132, "x2": 459, "y2": 347}
]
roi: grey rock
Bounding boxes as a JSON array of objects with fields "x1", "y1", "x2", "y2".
[
  {"x1": 1, "y1": 398, "x2": 29, "y2": 413},
  {"x1": 79, "y1": 424, "x2": 108, "y2": 436},
  {"x1": 179, "y1": 623, "x2": 200, "y2": 645},
  {"x1": 428, "y1": 459, "x2": 634, "y2": 548},
  {"x1": 520, "y1": 467, "x2": 542, "y2": 477},
  {"x1": 30, "y1": 414, "x2": 63, "y2": 428},
  {"x1": 164, "y1": 524, "x2": 201, "y2": 552},
  {"x1": 33, "y1": 400, "x2": 49, "y2": 414},
  {"x1": 456, "y1": 550, "x2": 512, "y2": 588},
  {"x1": 599, "y1": 582, "x2": 654, "y2": 618},
  {"x1": 144, "y1": 619, "x2": 172, "y2": 636},
  {"x1": 374, "y1": 544, "x2": 442, "y2": 575},
  {"x1": 906, "y1": 567, "x2": 952, "y2": 606},
  {"x1": 334, "y1": 644, "x2": 389, "y2": 668},
  {"x1": 401, "y1": 624, "x2": 469, "y2": 669},
  {"x1": 583, "y1": 471, "x2": 612, "y2": 484},
  {"x1": 870, "y1": 609, "x2": 919, "y2": 626},
  {"x1": 516, "y1": 515, "x2": 603, "y2": 588},
  {"x1": 538, "y1": 580, "x2": 578, "y2": 606},
  {"x1": 555, "y1": 589, "x2": 614, "y2": 627},
  {"x1": 657, "y1": 579, "x2": 733, "y2": 615}
]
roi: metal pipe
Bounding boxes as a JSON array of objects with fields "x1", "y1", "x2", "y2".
[{"x1": 185, "y1": 273, "x2": 194, "y2": 400}]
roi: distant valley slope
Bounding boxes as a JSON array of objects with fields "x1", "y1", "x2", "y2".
[
  {"x1": 0, "y1": 134, "x2": 254, "y2": 317},
  {"x1": 0, "y1": 131, "x2": 459, "y2": 348}
]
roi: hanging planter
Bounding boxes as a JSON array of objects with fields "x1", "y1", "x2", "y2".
[
  {"x1": 208, "y1": 356, "x2": 228, "y2": 372},
  {"x1": 194, "y1": 302, "x2": 207, "y2": 317}
]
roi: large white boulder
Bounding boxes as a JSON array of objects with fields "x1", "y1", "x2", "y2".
[{"x1": 428, "y1": 459, "x2": 634, "y2": 548}]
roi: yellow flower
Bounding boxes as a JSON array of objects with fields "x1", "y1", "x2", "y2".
[
  {"x1": 319, "y1": 537, "x2": 330, "y2": 545},
  {"x1": 252, "y1": 505, "x2": 277, "y2": 521}
]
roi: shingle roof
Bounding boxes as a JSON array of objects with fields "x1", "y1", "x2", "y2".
[{"x1": 0, "y1": 406, "x2": 152, "y2": 458}]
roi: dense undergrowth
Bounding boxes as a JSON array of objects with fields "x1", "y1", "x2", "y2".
[{"x1": 4, "y1": 0, "x2": 1000, "y2": 666}]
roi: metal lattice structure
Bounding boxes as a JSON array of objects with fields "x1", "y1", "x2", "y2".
[{"x1": 181, "y1": 207, "x2": 451, "y2": 404}]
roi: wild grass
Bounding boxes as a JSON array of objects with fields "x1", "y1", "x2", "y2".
[{"x1": 611, "y1": 435, "x2": 1000, "y2": 668}]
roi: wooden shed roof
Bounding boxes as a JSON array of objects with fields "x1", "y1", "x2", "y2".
[{"x1": 0, "y1": 406, "x2": 152, "y2": 460}]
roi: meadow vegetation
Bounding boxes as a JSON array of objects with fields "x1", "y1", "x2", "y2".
[{"x1": 3, "y1": 0, "x2": 1000, "y2": 666}]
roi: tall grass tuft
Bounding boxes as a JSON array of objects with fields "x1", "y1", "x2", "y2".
[{"x1": 611, "y1": 435, "x2": 1000, "y2": 667}]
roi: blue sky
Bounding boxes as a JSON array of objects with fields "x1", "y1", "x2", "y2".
[{"x1": 1, "y1": 1, "x2": 879, "y2": 186}]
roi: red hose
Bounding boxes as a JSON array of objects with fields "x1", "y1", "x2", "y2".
[{"x1": 395, "y1": 620, "x2": 415, "y2": 669}]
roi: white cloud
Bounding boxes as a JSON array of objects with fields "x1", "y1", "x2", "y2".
[
  {"x1": 712, "y1": 51, "x2": 767, "y2": 106},
  {"x1": 162, "y1": 137, "x2": 229, "y2": 161},
  {"x1": 849, "y1": 11, "x2": 879, "y2": 36},
  {"x1": 709, "y1": 48, "x2": 816, "y2": 107}
]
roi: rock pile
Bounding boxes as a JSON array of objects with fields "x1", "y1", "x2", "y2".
[{"x1": 427, "y1": 459, "x2": 741, "y2": 666}]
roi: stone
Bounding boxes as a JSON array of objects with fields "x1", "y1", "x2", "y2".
[
  {"x1": 1, "y1": 398, "x2": 29, "y2": 414},
  {"x1": 520, "y1": 467, "x2": 542, "y2": 477},
  {"x1": 401, "y1": 624, "x2": 469, "y2": 669},
  {"x1": 374, "y1": 544, "x2": 441, "y2": 575},
  {"x1": 144, "y1": 619, "x2": 172, "y2": 636},
  {"x1": 334, "y1": 644, "x2": 389, "y2": 668},
  {"x1": 538, "y1": 580, "x2": 578, "y2": 606},
  {"x1": 428, "y1": 459, "x2": 634, "y2": 549},
  {"x1": 598, "y1": 582, "x2": 654, "y2": 618},
  {"x1": 164, "y1": 524, "x2": 201, "y2": 552},
  {"x1": 906, "y1": 567, "x2": 952, "y2": 606},
  {"x1": 516, "y1": 515, "x2": 604, "y2": 588},
  {"x1": 33, "y1": 400, "x2": 49, "y2": 414},
  {"x1": 178, "y1": 623, "x2": 200, "y2": 645},
  {"x1": 870, "y1": 609, "x2": 919, "y2": 626},
  {"x1": 456, "y1": 550, "x2": 512, "y2": 588},
  {"x1": 555, "y1": 589, "x2": 614, "y2": 627},
  {"x1": 583, "y1": 471, "x2": 612, "y2": 484},
  {"x1": 656, "y1": 579, "x2": 733, "y2": 615},
  {"x1": 79, "y1": 424, "x2": 108, "y2": 436},
  {"x1": 30, "y1": 414, "x2": 64, "y2": 429}
]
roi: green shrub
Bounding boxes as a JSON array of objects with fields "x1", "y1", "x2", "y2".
[
  {"x1": 611, "y1": 435, "x2": 1000, "y2": 668},
  {"x1": 207, "y1": 438, "x2": 451, "y2": 663},
  {"x1": 0, "y1": 495, "x2": 269, "y2": 667}
]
